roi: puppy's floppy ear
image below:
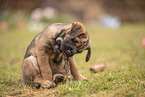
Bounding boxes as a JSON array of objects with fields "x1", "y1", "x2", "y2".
[
  {"x1": 85, "y1": 41, "x2": 91, "y2": 62},
  {"x1": 70, "y1": 22, "x2": 87, "y2": 38}
]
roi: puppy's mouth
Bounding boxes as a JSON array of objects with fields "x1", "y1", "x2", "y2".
[
  {"x1": 61, "y1": 44, "x2": 75, "y2": 57},
  {"x1": 54, "y1": 41, "x2": 76, "y2": 57}
]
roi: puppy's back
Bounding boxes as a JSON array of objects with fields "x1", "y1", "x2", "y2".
[{"x1": 24, "y1": 32, "x2": 42, "y2": 59}]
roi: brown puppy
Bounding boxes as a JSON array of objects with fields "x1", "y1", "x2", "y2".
[{"x1": 22, "y1": 22, "x2": 91, "y2": 89}]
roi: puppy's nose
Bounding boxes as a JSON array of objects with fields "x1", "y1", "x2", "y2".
[
  {"x1": 63, "y1": 44, "x2": 74, "y2": 56},
  {"x1": 65, "y1": 44, "x2": 73, "y2": 51}
]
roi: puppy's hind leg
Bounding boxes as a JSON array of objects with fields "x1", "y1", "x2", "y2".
[
  {"x1": 22, "y1": 56, "x2": 55, "y2": 89},
  {"x1": 53, "y1": 74, "x2": 65, "y2": 84},
  {"x1": 22, "y1": 56, "x2": 41, "y2": 89}
]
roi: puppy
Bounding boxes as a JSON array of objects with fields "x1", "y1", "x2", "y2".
[{"x1": 22, "y1": 22, "x2": 91, "y2": 88}]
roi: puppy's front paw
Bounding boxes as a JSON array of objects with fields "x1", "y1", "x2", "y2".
[
  {"x1": 53, "y1": 74, "x2": 64, "y2": 84},
  {"x1": 80, "y1": 75, "x2": 88, "y2": 81}
]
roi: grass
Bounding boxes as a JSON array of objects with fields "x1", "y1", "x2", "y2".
[{"x1": 0, "y1": 23, "x2": 145, "y2": 97}]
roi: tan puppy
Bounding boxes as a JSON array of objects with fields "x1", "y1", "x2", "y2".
[{"x1": 22, "y1": 22, "x2": 91, "y2": 89}]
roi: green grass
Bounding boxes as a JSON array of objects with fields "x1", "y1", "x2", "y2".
[{"x1": 0, "y1": 23, "x2": 145, "y2": 97}]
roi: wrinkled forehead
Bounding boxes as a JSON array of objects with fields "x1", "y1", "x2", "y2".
[
  {"x1": 76, "y1": 32, "x2": 89, "y2": 41},
  {"x1": 76, "y1": 35, "x2": 90, "y2": 49}
]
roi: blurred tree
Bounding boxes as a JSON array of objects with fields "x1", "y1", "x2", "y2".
[
  {"x1": 1, "y1": 0, "x2": 42, "y2": 12},
  {"x1": 0, "y1": 0, "x2": 145, "y2": 22},
  {"x1": 100, "y1": 0, "x2": 145, "y2": 22}
]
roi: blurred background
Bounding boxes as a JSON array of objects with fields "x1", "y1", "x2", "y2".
[
  {"x1": 0, "y1": 0, "x2": 145, "y2": 31},
  {"x1": 0, "y1": 1, "x2": 145, "y2": 96}
]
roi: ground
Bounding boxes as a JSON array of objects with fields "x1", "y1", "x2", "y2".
[{"x1": 0, "y1": 23, "x2": 145, "y2": 97}]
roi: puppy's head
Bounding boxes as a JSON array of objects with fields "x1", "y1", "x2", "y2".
[{"x1": 61, "y1": 22, "x2": 91, "y2": 62}]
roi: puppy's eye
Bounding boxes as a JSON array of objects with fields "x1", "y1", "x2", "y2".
[{"x1": 72, "y1": 38, "x2": 78, "y2": 43}]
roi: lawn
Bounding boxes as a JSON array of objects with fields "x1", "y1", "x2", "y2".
[{"x1": 0, "y1": 23, "x2": 145, "y2": 97}]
